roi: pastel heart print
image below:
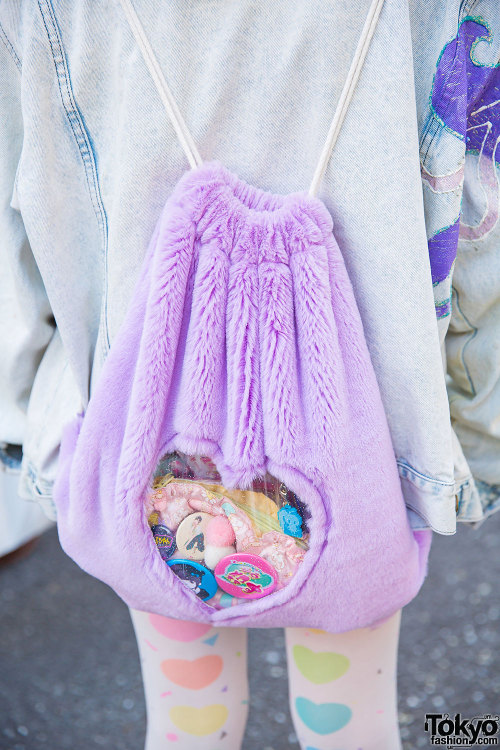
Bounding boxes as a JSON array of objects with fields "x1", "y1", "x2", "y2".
[
  {"x1": 293, "y1": 645, "x2": 350, "y2": 684},
  {"x1": 295, "y1": 697, "x2": 352, "y2": 734},
  {"x1": 169, "y1": 704, "x2": 228, "y2": 736},
  {"x1": 149, "y1": 614, "x2": 211, "y2": 642},
  {"x1": 161, "y1": 655, "x2": 223, "y2": 690}
]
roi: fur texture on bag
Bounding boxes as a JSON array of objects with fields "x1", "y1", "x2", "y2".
[{"x1": 53, "y1": 160, "x2": 432, "y2": 632}]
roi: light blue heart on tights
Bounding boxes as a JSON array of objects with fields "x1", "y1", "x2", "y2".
[{"x1": 296, "y1": 697, "x2": 352, "y2": 735}]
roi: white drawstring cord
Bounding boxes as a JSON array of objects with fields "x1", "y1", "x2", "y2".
[
  {"x1": 117, "y1": 0, "x2": 203, "y2": 170},
  {"x1": 308, "y1": 0, "x2": 385, "y2": 197}
]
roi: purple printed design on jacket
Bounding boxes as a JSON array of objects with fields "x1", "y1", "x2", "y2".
[
  {"x1": 432, "y1": 17, "x2": 500, "y2": 153},
  {"x1": 427, "y1": 219, "x2": 460, "y2": 288},
  {"x1": 53, "y1": 160, "x2": 431, "y2": 632},
  {"x1": 425, "y1": 16, "x2": 500, "y2": 298}
]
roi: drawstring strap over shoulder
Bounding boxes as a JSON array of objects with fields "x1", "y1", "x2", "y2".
[
  {"x1": 118, "y1": 0, "x2": 203, "y2": 170},
  {"x1": 117, "y1": 0, "x2": 385, "y2": 197},
  {"x1": 307, "y1": 0, "x2": 385, "y2": 196}
]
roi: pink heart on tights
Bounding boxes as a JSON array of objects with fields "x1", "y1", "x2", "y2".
[{"x1": 149, "y1": 614, "x2": 211, "y2": 642}]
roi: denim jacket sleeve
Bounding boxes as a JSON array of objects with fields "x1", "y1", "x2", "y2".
[
  {"x1": 414, "y1": 6, "x2": 500, "y2": 526},
  {"x1": 446, "y1": 33, "x2": 500, "y2": 526},
  {"x1": 0, "y1": 16, "x2": 82, "y2": 520},
  {"x1": 0, "y1": 26, "x2": 55, "y2": 478}
]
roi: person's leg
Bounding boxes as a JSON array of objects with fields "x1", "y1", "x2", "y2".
[
  {"x1": 130, "y1": 609, "x2": 249, "y2": 750},
  {"x1": 285, "y1": 609, "x2": 403, "y2": 750}
]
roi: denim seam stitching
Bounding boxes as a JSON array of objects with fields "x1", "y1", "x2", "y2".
[
  {"x1": 403, "y1": 500, "x2": 456, "y2": 535},
  {"x1": 450, "y1": 284, "x2": 478, "y2": 396},
  {"x1": 419, "y1": 113, "x2": 441, "y2": 165},
  {"x1": 24, "y1": 461, "x2": 54, "y2": 498},
  {"x1": 397, "y1": 459, "x2": 455, "y2": 488},
  {"x1": 0, "y1": 22, "x2": 22, "y2": 71},
  {"x1": 37, "y1": 0, "x2": 110, "y2": 356}
]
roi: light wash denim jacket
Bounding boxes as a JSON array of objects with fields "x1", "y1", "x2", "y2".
[{"x1": 1, "y1": 0, "x2": 499, "y2": 535}]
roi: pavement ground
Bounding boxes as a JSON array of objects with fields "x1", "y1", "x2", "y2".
[{"x1": 1, "y1": 511, "x2": 499, "y2": 750}]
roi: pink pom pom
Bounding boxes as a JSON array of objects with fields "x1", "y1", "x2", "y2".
[{"x1": 205, "y1": 515, "x2": 236, "y2": 546}]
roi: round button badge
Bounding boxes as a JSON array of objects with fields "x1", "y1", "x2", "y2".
[
  {"x1": 166, "y1": 559, "x2": 218, "y2": 601},
  {"x1": 175, "y1": 512, "x2": 212, "y2": 561},
  {"x1": 151, "y1": 524, "x2": 176, "y2": 561},
  {"x1": 214, "y1": 553, "x2": 278, "y2": 599}
]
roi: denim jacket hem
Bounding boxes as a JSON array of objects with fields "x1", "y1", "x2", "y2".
[
  {"x1": 398, "y1": 460, "x2": 456, "y2": 535},
  {"x1": 458, "y1": 478, "x2": 500, "y2": 531},
  {"x1": 10, "y1": 446, "x2": 500, "y2": 535},
  {"x1": 16, "y1": 457, "x2": 58, "y2": 523},
  {"x1": 404, "y1": 468, "x2": 500, "y2": 534},
  {"x1": 10, "y1": 446, "x2": 480, "y2": 536}
]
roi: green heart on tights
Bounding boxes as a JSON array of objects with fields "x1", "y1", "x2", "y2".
[{"x1": 293, "y1": 645, "x2": 350, "y2": 684}]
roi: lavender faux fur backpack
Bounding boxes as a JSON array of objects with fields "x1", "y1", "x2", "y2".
[{"x1": 53, "y1": 0, "x2": 432, "y2": 632}]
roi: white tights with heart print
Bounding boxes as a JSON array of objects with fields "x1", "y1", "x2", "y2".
[{"x1": 130, "y1": 607, "x2": 403, "y2": 750}]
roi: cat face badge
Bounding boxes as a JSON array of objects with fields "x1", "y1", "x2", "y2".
[
  {"x1": 166, "y1": 559, "x2": 217, "y2": 601},
  {"x1": 214, "y1": 553, "x2": 278, "y2": 599}
]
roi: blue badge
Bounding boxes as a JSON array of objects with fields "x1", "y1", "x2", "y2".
[
  {"x1": 278, "y1": 505, "x2": 303, "y2": 538},
  {"x1": 166, "y1": 559, "x2": 217, "y2": 601}
]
